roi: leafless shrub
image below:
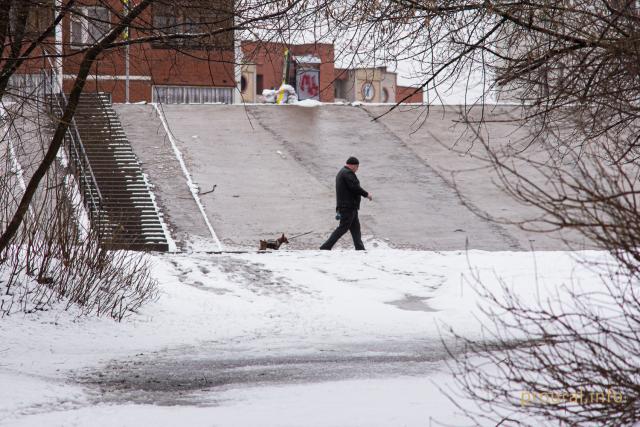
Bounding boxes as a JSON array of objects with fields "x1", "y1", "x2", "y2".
[
  {"x1": 0, "y1": 98, "x2": 157, "y2": 320},
  {"x1": 287, "y1": 1, "x2": 640, "y2": 424},
  {"x1": 0, "y1": 0, "x2": 301, "y2": 319},
  {"x1": 442, "y1": 251, "x2": 640, "y2": 426}
]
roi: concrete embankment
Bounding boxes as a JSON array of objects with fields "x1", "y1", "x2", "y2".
[{"x1": 116, "y1": 103, "x2": 586, "y2": 251}]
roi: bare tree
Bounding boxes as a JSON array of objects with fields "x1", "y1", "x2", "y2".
[
  {"x1": 4, "y1": 4, "x2": 640, "y2": 419},
  {"x1": 0, "y1": 0, "x2": 303, "y2": 317},
  {"x1": 271, "y1": 0, "x2": 640, "y2": 424},
  {"x1": 1, "y1": 98, "x2": 157, "y2": 319}
]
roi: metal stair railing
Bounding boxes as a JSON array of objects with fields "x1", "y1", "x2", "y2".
[{"x1": 42, "y1": 68, "x2": 106, "y2": 231}]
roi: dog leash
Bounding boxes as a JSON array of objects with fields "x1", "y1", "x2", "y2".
[{"x1": 288, "y1": 230, "x2": 313, "y2": 240}]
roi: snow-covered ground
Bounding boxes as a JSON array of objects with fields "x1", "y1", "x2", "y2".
[{"x1": 0, "y1": 248, "x2": 612, "y2": 426}]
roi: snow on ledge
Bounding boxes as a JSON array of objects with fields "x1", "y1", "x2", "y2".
[{"x1": 296, "y1": 99, "x2": 323, "y2": 107}]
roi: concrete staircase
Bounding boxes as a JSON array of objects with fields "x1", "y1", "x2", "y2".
[{"x1": 58, "y1": 93, "x2": 169, "y2": 251}]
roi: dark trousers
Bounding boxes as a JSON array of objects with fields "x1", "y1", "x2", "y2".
[{"x1": 320, "y1": 208, "x2": 365, "y2": 250}]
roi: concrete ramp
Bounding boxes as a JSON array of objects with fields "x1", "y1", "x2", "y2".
[
  {"x1": 117, "y1": 104, "x2": 336, "y2": 249},
  {"x1": 116, "y1": 103, "x2": 587, "y2": 251},
  {"x1": 133, "y1": 104, "x2": 531, "y2": 250},
  {"x1": 364, "y1": 105, "x2": 588, "y2": 250},
  {"x1": 155, "y1": 105, "x2": 334, "y2": 249},
  {"x1": 246, "y1": 104, "x2": 522, "y2": 250}
]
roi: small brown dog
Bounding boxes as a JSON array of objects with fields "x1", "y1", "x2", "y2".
[{"x1": 259, "y1": 233, "x2": 289, "y2": 250}]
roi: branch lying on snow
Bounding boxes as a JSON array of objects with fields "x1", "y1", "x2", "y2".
[{"x1": 200, "y1": 185, "x2": 217, "y2": 196}]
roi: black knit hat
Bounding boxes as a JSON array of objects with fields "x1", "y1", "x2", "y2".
[{"x1": 346, "y1": 156, "x2": 360, "y2": 165}]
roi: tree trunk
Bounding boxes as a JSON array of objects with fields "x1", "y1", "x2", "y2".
[{"x1": 0, "y1": 0, "x2": 154, "y2": 253}]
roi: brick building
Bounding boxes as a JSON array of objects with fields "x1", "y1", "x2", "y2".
[
  {"x1": 69, "y1": 1, "x2": 235, "y2": 103},
  {"x1": 7, "y1": 1, "x2": 422, "y2": 105},
  {"x1": 8, "y1": 0, "x2": 236, "y2": 104},
  {"x1": 238, "y1": 44, "x2": 423, "y2": 104},
  {"x1": 396, "y1": 85, "x2": 424, "y2": 103}
]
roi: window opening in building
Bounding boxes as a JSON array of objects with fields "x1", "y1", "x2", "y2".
[
  {"x1": 70, "y1": 6, "x2": 110, "y2": 48},
  {"x1": 256, "y1": 74, "x2": 264, "y2": 94},
  {"x1": 152, "y1": 0, "x2": 233, "y2": 50}
]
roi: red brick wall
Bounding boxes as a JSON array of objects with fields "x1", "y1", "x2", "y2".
[
  {"x1": 58, "y1": 1, "x2": 235, "y2": 103},
  {"x1": 8, "y1": 2, "x2": 344, "y2": 104},
  {"x1": 396, "y1": 85, "x2": 424, "y2": 103},
  {"x1": 62, "y1": 48, "x2": 235, "y2": 103},
  {"x1": 62, "y1": 78, "x2": 151, "y2": 103}
]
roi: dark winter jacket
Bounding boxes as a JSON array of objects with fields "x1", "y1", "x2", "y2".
[{"x1": 335, "y1": 166, "x2": 368, "y2": 210}]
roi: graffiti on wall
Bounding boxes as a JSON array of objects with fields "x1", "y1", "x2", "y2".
[{"x1": 296, "y1": 69, "x2": 320, "y2": 100}]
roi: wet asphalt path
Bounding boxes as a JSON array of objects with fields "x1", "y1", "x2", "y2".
[{"x1": 77, "y1": 340, "x2": 457, "y2": 406}]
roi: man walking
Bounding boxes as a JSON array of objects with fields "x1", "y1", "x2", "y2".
[{"x1": 320, "y1": 157, "x2": 372, "y2": 251}]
